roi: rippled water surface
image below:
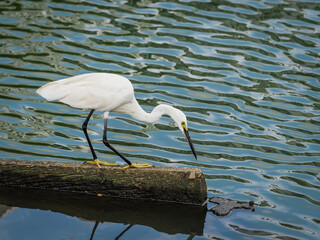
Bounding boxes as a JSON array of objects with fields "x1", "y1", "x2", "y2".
[{"x1": 1, "y1": 0, "x2": 320, "y2": 239}]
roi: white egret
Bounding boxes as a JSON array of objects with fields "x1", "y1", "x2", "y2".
[{"x1": 37, "y1": 73, "x2": 197, "y2": 170}]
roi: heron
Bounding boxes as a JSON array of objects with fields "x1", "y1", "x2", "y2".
[{"x1": 36, "y1": 73, "x2": 197, "y2": 170}]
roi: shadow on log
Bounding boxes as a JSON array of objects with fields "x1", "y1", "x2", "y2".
[
  {"x1": 0, "y1": 159, "x2": 207, "y2": 205},
  {"x1": 0, "y1": 186, "x2": 206, "y2": 235}
]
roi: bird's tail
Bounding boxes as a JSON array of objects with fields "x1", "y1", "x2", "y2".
[{"x1": 36, "y1": 80, "x2": 67, "y2": 101}]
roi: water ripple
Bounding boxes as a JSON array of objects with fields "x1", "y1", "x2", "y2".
[{"x1": 0, "y1": 0, "x2": 320, "y2": 239}]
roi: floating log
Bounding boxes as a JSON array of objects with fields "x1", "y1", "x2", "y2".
[{"x1": 0, "y1": 159, "x2": 207, "y2": 206}]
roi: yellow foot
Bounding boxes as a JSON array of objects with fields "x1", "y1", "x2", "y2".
[
  {"x1": 122, "y1": 163, "x2": 153, "y2": 171},
  {"x1": 84, "y1": 159, "x2": 118, "y2": 169}
]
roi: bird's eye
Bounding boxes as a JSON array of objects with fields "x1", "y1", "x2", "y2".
[{"x1": 181, "y1": 121, "x2": 188, "y2": 131}]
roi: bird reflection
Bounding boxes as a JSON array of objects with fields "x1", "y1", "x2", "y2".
[
  {"x1": 89, "y1": 221, "x2": 99, "y2": 240},
  {"x1": 89, "y1": 221, "x2": 133, "y2": 240},
  {"x1": 114, "y1": 224, "x2": 134, "y2": 240},
  {"x1": 88, "y1": 221, "x2": 194, "y2": 240}
]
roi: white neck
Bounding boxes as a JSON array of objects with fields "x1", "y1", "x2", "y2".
[
  {"x1": 114, "y1": 99, "x2": 175, "y2": 123},
  {"x1": 132, "y1": 103, "x2": 175, "y2": 123}
]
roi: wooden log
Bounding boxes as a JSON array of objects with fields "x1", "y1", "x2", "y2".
[{"x1": 0, "y1": 159, "x2": 207, "y2": 205}]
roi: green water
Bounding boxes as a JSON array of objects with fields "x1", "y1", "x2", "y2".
[{"x1": 0, "y1": 0, "x2": 319, "y2": 239}]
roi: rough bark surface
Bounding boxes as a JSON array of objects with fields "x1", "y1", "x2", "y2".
[{"x1": 0, "y1": 159, "x2": 207, "y2": 205}]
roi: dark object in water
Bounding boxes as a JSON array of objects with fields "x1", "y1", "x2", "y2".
[
  {"x1": 209, "y1": 197, "x2": 255, "y2": 216},
  {"x1": 0, "y1": 186, "x2": 206, "y2": 236}
]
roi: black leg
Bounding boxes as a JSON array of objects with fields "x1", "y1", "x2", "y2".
[
  {"x1": 103, "y1": 118, "x2": 132, "y2": 166},
  {"x1": 82, "y1": 109, "x2": 97, "y2": 160}
]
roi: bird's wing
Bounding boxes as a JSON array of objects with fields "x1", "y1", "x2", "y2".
[{"x1": 37, "y1": 73, "x2": 134, "y2": 112}]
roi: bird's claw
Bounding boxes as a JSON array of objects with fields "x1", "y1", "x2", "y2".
[
  {"x1": 84, "y1": 159, "x2": 118, "y2": 168},
  {"x1": 122, "y1": 163, "x2": 153, "y2": 171}
]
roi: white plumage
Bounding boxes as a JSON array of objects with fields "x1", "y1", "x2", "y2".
[
  {"x1": 37, "y1": 73, "x2": 133, "y2": 112},
  {"x1": 37, "y1": 73, "x2": 197, "y2": 169}
]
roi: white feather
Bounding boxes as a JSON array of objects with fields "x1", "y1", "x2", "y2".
[{"x1": 37, "y1": 73, "x2": 133, "y2": 112}]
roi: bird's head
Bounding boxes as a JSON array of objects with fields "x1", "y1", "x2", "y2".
[{"x1": 169, "y1": 107, "x2": 198, "y2": 160}]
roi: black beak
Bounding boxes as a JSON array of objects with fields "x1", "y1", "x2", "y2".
[{"x1": 183, "y1": 128, "x2": 197, "y2": 160}]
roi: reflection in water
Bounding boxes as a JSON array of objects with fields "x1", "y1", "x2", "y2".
[
  {"x1": 89, "y1": 221, "x2": 99, "y2": 240},
  {"x1": 89, "y1": 222, "x2": 134, "y2": 240},
  {"x1": 0, "y1": 187, "x2": 206, "y2": 237},
  {"x1": 0, "y1": 204, "x2": 15, "y2": 218}
]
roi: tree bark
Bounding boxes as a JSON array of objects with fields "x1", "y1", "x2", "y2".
[{"x1": 0, "y1": 159, "x2": 207, "y2": 205}]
